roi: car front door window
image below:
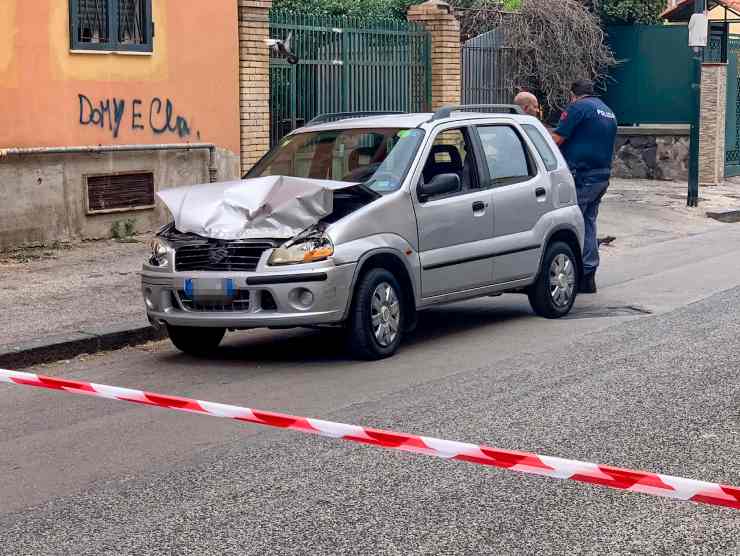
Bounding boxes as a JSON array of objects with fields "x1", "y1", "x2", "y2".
[{"x1": 420, "y1": 128, "x2": 479, "y2": 199}]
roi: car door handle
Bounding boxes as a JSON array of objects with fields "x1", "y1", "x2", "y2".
[
  {"x1": 472, "y1": 201, "x2": 487, "y2": 214},
  {"x1": 535, "y1": 187, "x2": 547, "y2": 198}
]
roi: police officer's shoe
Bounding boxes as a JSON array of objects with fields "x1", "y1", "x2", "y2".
[{"x1": 579, "y1": 273, "x2": 597, "y2": 294}]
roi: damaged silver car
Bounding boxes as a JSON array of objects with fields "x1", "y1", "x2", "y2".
[{"x1": 142, "y1": 106, "x2": 585, "y2": 359}]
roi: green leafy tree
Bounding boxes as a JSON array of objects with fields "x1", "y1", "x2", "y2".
[
  {"x1": 272, "y1": 0, "x2": 521, "y2": 20},
  {"x1": 597, "y1": 0, "x2": 665, "y2": 24},
  {"x1": 272, "y1": 0, "x2": 418, "y2": 20}
]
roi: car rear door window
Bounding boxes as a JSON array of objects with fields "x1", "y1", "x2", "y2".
[
  {"x1": 522, "y1": 124, "x2": 558, "y2": 171},
  {"x1": 476, "y1": 126, "x2": 532, "y2": 185}
]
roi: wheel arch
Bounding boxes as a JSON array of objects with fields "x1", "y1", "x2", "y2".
[
  {"x1": 539, "y1": 226, "x2": 584, "y2": 282},
  {"x1": 343, "y1": 249, "x2": 418, "y2": 328}
]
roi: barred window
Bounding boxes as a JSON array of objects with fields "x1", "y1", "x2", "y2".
[{"x1": 70, "y1": 0, "x2": 153, "y2": 52}]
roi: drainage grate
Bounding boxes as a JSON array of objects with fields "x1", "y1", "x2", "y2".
[
  {"x1": 565, "y1": 305, "x2": 652, "y2": 320},
  {"x1": 87, "y1": 172, "x2": 155, "y2": 213}
]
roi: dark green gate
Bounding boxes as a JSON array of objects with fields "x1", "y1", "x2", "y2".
[
  {"x1": 725, "y1": 35, "x2": 740, "y2": 177},
  {"x1": 269, "y1": 12, "x2": 431, "y2": 147},
  {"x1": 603, "y1": 25, "x2": 694, "y2": 125}
]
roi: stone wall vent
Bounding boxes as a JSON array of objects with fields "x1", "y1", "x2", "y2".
[{"x1": 86, "y1": 172, "x2": 155, "y2": 214}]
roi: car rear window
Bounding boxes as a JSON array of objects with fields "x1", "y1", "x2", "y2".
[{"x1": 522, "y1": 124, "x2": 558, "y2": 171}]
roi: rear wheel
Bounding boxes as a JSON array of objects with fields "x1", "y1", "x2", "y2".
[
  {"x1": 528, "y1": 241, "x2": 578, "y2": 319},
  {"x1": 348, "y1": 268, "x2": 404, "y2": 360},
  {"x1": 166, "y1": 324, "x2": 225, "y2": 356}
]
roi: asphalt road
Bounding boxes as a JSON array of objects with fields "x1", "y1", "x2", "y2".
[{"x1": 1, "y1": 228, "x2": 739, "y2": 555}]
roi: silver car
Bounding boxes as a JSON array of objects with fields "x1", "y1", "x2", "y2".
[{"x1": 142, "y1": 106, "x2": 584, "y2": 359}]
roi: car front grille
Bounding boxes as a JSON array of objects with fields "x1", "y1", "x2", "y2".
[
  {"x1": 177, "y1": 289, "x2": 251, "y2": 312},
  {"x1": 174, "y1": 241, "x2": 276, "y2": 272}
]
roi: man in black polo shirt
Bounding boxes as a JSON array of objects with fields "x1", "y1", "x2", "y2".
[{"x1": 552, "y1": 80, "x2": 617, "y2": 294}]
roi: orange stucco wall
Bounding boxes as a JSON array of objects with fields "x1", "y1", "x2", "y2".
[{"x1": 0, "y1": 0, "x2": 240, "y2": 154}]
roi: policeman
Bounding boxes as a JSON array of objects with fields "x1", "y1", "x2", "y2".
[{"x1": 552, "y1": 79, "x2": 617, "y2": 294}]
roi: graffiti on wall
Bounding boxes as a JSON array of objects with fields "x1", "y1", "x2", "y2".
[{"x1": 78, "y1": 94, "x2": 199, "y2": 139}]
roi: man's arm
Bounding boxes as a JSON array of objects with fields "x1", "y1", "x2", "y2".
[{"x1": 552, "y1": 103, "x2": 585, "y2": 147}]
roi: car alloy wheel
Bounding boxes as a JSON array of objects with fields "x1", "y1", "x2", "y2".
[
  {"x1": 370, "y1": 281, "x2": 401, "y2": 347},
  {"x1": 528, "y1": 241, "x2": 578, "y2": 319},
  {"x1": 348, "y1": 267, "x2": 405, "y2": 360},
  {"x1": 549, "y1": 253, "x2": 576, "y2": 308}
]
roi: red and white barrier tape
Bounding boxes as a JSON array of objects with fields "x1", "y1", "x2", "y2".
[{"x1": 1, "y1": 368, "x2": 738, "y2": 510}]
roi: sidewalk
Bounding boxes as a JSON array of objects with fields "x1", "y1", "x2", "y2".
[
  {"x1": 1, "y1": 178, "x2": 738, "y2": 367},
  {"x1": 599, "y1": 178, "x2": 739, "y2": 252},
  {"x1": 0, "y1": 239, "x2": 159, "y2": 367}
]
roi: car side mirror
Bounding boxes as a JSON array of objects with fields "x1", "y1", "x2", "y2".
[{"x1": 418, "y1": 173, "x2": 461, "y2": 201}]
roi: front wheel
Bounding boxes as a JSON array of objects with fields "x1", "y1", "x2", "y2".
[
  {"x1": 347, "y1": 268, "x2": 404, "y2": 360},
  {"x1": 528, "y1": 241, "x2": 578, "y2": 319},
  {"x1": 166, "y1": 324, "x2": 225, "y2": 356}
]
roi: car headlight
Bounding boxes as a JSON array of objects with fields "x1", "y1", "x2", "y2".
[
  {"x1": 269, "y1": 235, "x2": 334, "y2": 265},
  {"x1": 147, "y1": 238, "x2": 172, "y2": 267}
]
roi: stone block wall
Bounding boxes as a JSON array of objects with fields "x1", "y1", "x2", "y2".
[
  {"x1": 612, "y1": 127, "x2": 690, "y2": 181},
  {"x1": 408, "y1": 0, "x2": 461, "y2": 110},
  {"x1": 614, "y1": 65, "x2": 727, "y2": 184},
  {"x1": 698, "y1": 63, "x2": 727, "y2": 185},
  {"x1": 238, "y1": 0, "x2": 273, "y2": 175}
]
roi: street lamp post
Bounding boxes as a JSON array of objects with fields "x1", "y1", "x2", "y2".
[{"x1": 688, "y1": 0, "x2": 707, "y2": 207}]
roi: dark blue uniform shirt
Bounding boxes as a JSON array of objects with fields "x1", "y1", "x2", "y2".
[{"x1": 554, "y1": 96, "x2": 617, "y2": 184}]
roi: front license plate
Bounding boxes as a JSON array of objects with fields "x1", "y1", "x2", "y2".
[{"x1": 184, "y1": 278, "x2": 236, "y2": 302}]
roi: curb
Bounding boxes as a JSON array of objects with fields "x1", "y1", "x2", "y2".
[
  {"x1": 706, "y1": 209, "x2": 740, "y2": 223},
  {"x1": 0, "y1": 322, "x2": 167, "y2": 369}
]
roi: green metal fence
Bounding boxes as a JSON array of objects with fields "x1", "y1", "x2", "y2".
[
  {"x1": 725, "y1": 35, "x2": 740, "y2": 177},
  {"x1": 461, "y1": 29, "x2": 515, "y2": 105},
  {"x1": 603, "y1": 25, "x2": 693, "y2": 125},
  {"x1": 704, "y1": 22, "x2": 729, "y2": 63},
  {"x1": 269, "y1": 12, "x2": 431, "y2": 146}
]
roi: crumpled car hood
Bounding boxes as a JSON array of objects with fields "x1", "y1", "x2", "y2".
[{"x1": 157, "y1": 176, "x2": 359, "y2": 240}]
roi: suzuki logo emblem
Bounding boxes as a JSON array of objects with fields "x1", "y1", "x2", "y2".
[{"x1": 209, "y1": 245, "x2": 229, "y2": 265}]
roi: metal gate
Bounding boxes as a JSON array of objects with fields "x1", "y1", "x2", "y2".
[
  {"x1": 269, "y1": 13, "x2": 431, "y2": 147},
  {"x1": 461, "y1": 30, "x2": 515, "y2": 105},
  {"x1": 725, "y1": 35, "x2": 740, "y2": 177}
]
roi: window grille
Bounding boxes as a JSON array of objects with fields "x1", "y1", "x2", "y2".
[{"x1": 70, "y1": 0, "x2": 153, "y2": 52}]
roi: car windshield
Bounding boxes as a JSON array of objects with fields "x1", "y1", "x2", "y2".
[{"x1": 246, "y1": 128, "x2": 425, "y2": 194}]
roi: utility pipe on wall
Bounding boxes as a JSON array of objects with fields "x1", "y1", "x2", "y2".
[{"x1": 0, "y1": 143, "x2": 219, "y2": 183}]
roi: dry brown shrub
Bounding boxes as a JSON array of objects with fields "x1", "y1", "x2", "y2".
[{"x1": 455, "y1": 0, "x2": 616, "y2": 113}]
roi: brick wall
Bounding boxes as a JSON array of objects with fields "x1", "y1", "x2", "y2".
[
  {"x1": 408, "y1": 0, "x2": 460, "y2": 110},
  {"x1": 238, "y1": 0, "x2": 272, "y2": 175},
  {"x1": 699, "y1": 63, "x2": 727, "y2": 185}
]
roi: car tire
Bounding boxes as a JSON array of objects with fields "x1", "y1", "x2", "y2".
[
  {"x1": 528, "y1": 241, "x2": 578, "y2": 319},
  {"x1": 166, "y1": 324, "x2": 226, "y2": 356},
  {"x1": 348, "y1": 268, "x2": 404, "y2": 360}
]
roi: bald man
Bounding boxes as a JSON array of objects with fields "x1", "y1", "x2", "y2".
[{"x1": 514, "y1": 92, "x2": 540, "y2": 118}]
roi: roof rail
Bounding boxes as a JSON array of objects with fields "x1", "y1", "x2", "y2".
[
  {"x1": 306, "y1": 111, "x2": 407, "y2": 126},
  {"x1": 429, "y1": 104, "x2": 524, "y2": 122}
]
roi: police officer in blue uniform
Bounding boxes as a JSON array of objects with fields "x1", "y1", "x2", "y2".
[{"x1": 552, "y1": 79, "x2": 617, "y2": 294}]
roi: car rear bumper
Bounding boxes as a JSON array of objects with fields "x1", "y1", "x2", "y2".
[{"x1": 142, "y1": 262, "x2": 356, "y2": 329}]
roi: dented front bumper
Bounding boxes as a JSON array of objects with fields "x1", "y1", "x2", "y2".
[{"x1": 141, "y1": 260, "x2": 356, "y2": 329}]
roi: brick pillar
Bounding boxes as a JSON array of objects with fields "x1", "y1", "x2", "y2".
[
  {"x1": 699, "y1": 63, "x2": 727, "y2": 185},
  {"x1": 407, "y1": 0, "x2": 460, "y2": 110},
  {"x1": 238, "y1": 0, "x2": 272, "y2": 175}
]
